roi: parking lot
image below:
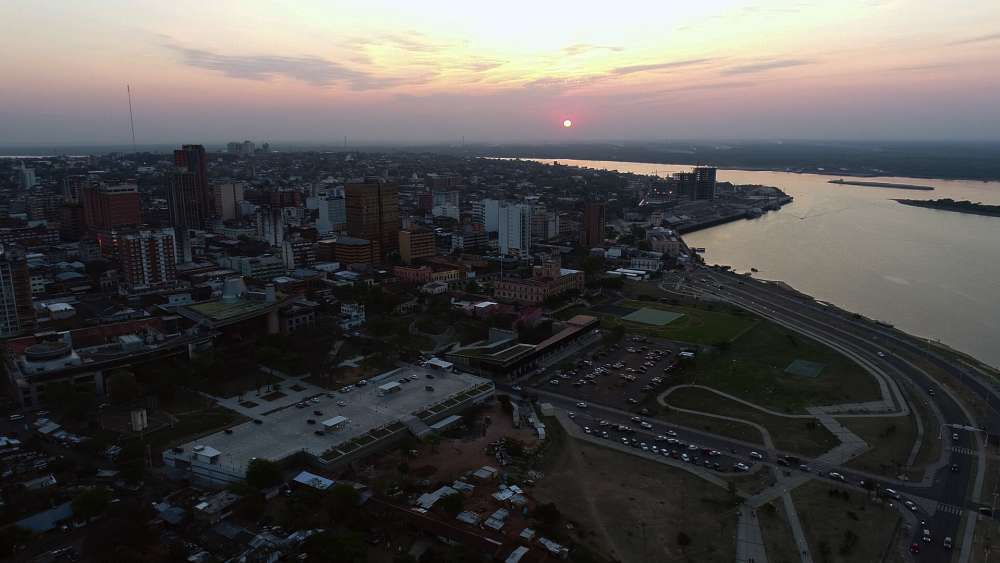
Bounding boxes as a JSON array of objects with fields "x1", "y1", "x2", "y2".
[
  {"x1": 171, "y1": 367, "x2": 488, "y2": 474},
  {"x1": 526, "y1": 336, "x2": 685, "y2": 411}
]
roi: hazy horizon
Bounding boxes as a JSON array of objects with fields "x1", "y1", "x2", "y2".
[{"x1": 3, "y1": 1, "x2": 1000, "y2": 145}]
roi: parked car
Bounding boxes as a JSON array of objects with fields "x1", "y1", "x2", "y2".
[
  {"x1": 734, "y1": 463, "x2": 750, "y2": 471},
  {"x1": 681, "y1": 454, "x2": 690, "y2": 462},
  {"x1": 253, "y1": 419, "x2": 263, "y2": 425},
  {"x1": 307, "y1": 419, "x2": 316, "y2": 424},
  {"x1": 314, "y1": 430, "x2": 325, "y2": 436},
  {"x1": 224, "y1": 428, "x2": 234, "y2": 435}
]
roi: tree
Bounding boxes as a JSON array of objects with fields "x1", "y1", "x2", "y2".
[
  {"x1": 394, "y1": 554, "x2": 418, "y2": 563},
  {"x1": 398, "y1": 434, "x2": 418, "y2": 453},
  {"x1": 254, "y1": 347, "x2": 282, "y2": 391},
  {"x1": 677, "y1": 531, "x2": 693, "y2": 551},
  {"x1": 444, "y1": 543, "x2": 487, "y2": 563},
  {"x1": 116, "y1": 442, "x2": 146, "y2": 485},
  {"x1": 375, "y1": 507, "x2": 407, "y2": 540},
  {"x1": 104, "y1": 548, "x2": 149, "y2": 563},
  {"x1": 0, "y1": 525, "x2": 34, "y2": 555},
  {"x1": 418, "y1": 548, "x2": 441, "y2": 563},
  {"x1": 423, "y1": 433, "x2": 442, "y2": 453},
  {"x1": 44, "y1": 381, "x2": 73, "y2": 406},
  {"x1": 72, "y1": 485, "x2": 112, "y2": 522},
  {"x1": 107, "y1": 370, "x2": 141, "y2": 404},
  {"x1": 245, "y1": 458, "x2": 283, "y2": 490},
  {"x1": 67, "y1": 391, "x2": 96, "y2": 419},
  {"x1": 302, "y1": 531, "x2": 367, "y2": 563},
  {"x1": 441, "y1": 493, "x2": 464, "y2": 517},
  {"x1": 464, "y1": 280, "x2": 479, "y2": 294},
  {"x1": 328, "y1": 483, "x2": 362, "y2": 520}
]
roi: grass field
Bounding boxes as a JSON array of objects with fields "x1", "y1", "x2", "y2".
[
  {"x1": 533, "y1": 420, "x2": 738, "y2": 563},
  {"x1": 661, "y1": 387, "x2": 841, "y2": 458},
  {"x1": 560, "y1": 299, "x2": 758, "y2": 345},
  {"x1": 679, "y1": 320, "x2": 882, "y2": 412},
  {"x1": 839, "y1": 406, "x2": 941, "y2": 481},
  {"x1": 792, "y1": 480, "x2": 903, "y2": 563}
]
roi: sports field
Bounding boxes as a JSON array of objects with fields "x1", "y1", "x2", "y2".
[
  {"x1": 785, "y1": 360, "x2": 826, "y2": 378},
  {"x1": 621, "y1": 308, "x2": 683, "y2": 326}
]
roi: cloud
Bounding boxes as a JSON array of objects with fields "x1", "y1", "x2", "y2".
[
  {"x1": 522, "y1": 75, "x2": 607, "y2": 89},
  {"x1": 163, "y1": 41, "x2": 393, "y2": 90},
  {"x1": 562, "y1": 44, "x2": 625, "y2": 57},
  {"x1": 722, "y1": 59, "x2": 812, "y2": 75},
  {"x1": 948, "y1": 32, "x2": 1000, "y2": 46},
  {"x1": 385, "y1": 34, "x2": 449, "y2": 53},
  {"x1": 609, "y1": 58, "x2": 715, "y2": 75},
  {"x1": 453, "y1": 59, "x2": 506, "y2": 72}
]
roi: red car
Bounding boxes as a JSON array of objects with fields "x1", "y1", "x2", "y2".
[
  {"x1": 224, "y1": 428, "x2": 234, "y2": 435},
  {"x1": 910, "y1": 543, "x2": 919, "y2": 554},
  {"x1": 425, "y1": 373, "x2": 435, "y2": 379}
]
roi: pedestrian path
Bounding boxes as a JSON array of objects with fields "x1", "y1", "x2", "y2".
[
  {"x1": 952, "y1": 446, "x2": 976, "y2": 455},
  {"x1": 736, "y1": 507, "x2": 768, "y2": 563}
]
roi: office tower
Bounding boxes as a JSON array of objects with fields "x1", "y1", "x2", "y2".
[
  {"x1": 0, "y1": 245, "x2": 36, "y2": 338},
  {"x1": 333, "y1": 237, "x2": 380, "y2": 268},
  {"x1": 432, "y1": 190, "x2": 459, "y2": 207},
  {"x1": 242, "y1": 140, "x2": 255, "y2": 155},
  {"x1": 498, "y1": 204, "x2": 531, "y2": 256},
  {"x1": 64, "y1": 176, "x2": 86, "y2": 201},
  {"x1": 282, "y1": 238, "x2": 317, "y2": 270},
  {"x1": 81, "y1": 180, "x2": 142, "y2": 232},
  {"x1": 262, "y1": 142, "x2": 270, "y2": 154},
  {"x1": 227, "y1": 142, "x2": 242, "y2": 154},
  {"x1": 472, "y1": 199, "x2": 501, "y2": 232},
  {"x1": 119, "y1": 231, "x2": 177, "y2": 288},
  {"x1": 345, "y1": 177, "x2": 399, "y2": 254},
  {"x1": 581, "y1": 201, "x2": 606, "y2": 247},
  {"x1": 694, "y1": 167, "x2": 717, "y2": 200},
  {"x1": 173, "y1": 145, "x2": 210, "y2": 221},
  {"x1": 399, "y1": 228, "x2": 436, "y2": 262},
  {"x1": 316, "y1": 192, "x2": 347, "y2": 233},
  {"x1": 165, "y1": 169, "x2": 201, "y2": 263},
  {"x1": 214, "y1": 181, "x2": 244, "y2": 221}
]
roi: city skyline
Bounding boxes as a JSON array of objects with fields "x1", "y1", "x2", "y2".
[{"x1": 2, "y1": 0, "x2": 1000, "y2": 144}]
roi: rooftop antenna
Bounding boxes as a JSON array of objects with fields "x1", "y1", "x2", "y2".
[{"x1": 127, "y1": 85, "x2": 138, "y2": 168}]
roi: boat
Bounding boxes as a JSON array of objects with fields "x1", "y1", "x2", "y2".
[{"x1": 750, "y1": 268, "x2": 759, "y2": 273}]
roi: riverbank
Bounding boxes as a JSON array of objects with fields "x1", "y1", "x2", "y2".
[{"x1": 894, "y1": 198, "x2": 1000, "y2": 218}]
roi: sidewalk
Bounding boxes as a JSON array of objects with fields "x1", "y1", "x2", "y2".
[{"x1": 736, "y1": 507, "x2": 769, "y2": 563}]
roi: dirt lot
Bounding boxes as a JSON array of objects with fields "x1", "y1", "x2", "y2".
[
  {"x1": 530, "y1": 420, "x2": 739, "y2": 563},
  {"x1": 792, "y1": 480, "x2": 903, "y2": 563},
  {"x1": 758, "y1": 507, "x2": 801, "y2": 563}
]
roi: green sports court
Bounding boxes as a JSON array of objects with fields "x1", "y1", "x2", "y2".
[
  {"x1": 621, "y1": 308, "x2": 683, "y2": 326},
  {"x1": 784, "y1": 359, "x2": 827, "y2": 378}
]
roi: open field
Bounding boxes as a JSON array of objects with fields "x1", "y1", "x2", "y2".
[
  {"x1": 758, "y1": 506, "x2": 803, "y2": 563},
  {"x1": 531, "y1": 419, "x2": 739, "y2": 563},
  {"x1": 683, "y1": 320, "x2": 882, "y2": 412},
  {"x1": 662, "y1": 387, "x2": 841, "y2": 458},
  {"x1": 792, "y1": 480, "x2": 903, "y2": 563},
  {"x1": 658, "y1": 408, "x2": 766, "y2": 447},
  {"x1": 840, "y1": 406, "x2": 941, "y2": 482}
]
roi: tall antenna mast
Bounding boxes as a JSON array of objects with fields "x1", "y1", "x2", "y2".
[{"x1": 127, "y1": 85, "x2": 138, "y2": 168}]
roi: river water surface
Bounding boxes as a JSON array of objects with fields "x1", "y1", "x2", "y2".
[{"x1": 533, "y1": 159, "x2": 1000, "y2": 368}]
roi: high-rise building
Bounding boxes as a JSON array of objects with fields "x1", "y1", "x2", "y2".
[
  {"x1": 165, "y1": 170, "x2": 202, "y2": 263},
  {"x1": 214, "y1": 181, "x2": 244, "y2": 221},
  {"x1": 242, "y1": 140, "x2": 255, "y2": 155},
  {"x1": 81, "y1": 180, "x2": 142, "y2": 232},
  {"x1": 345, "y1": 177, "x2": 399, "y2": 254},
  {"x1": 119, "y1": 231, "x2": 177, "y2": 289},
  {"x1": 26, "y1": 189, "x2": 61, "y2": 222},
  {"x1": 0, "y1": 245, "x2": 36, "y2": 338},
  {"x1": 282, "y1": 238, "x2": 317, "y2": 270},
  {"x1": 423, "y1": 174, "x2": 462, "y2": 188},
  {"x1": 333, "y1": 237, "x2": 380, "y2": 268},
  {"x1": 498, "y1": 204, "x2": 531, "y2": 256},
  {"x1": 581, "y1": 201, "x2": 606, "y2": 247},
  {"x1": 472, "y1": 199, "x2": 501, "y2": 232},
  {"x1": 173, "y1": 145, "x2": 210, "y2": 221},
  {"x1": 63, "y1": 176, "x2": 86, "y2": 201},
  {"x1": 227, "y1": 142, "x2": 242, "y2": 154},
  {"x1": 18, "y1": 163, "x2": 36, "y2": 189},
  {"x1": 58, "y1": 201, "x2": 87, "y2": 241},
  {"x1": 399, "y1": 228, "x2": 436, "y2": 262},
  {"x1": 316, "y1": 192, "x2": 347, "y2": 233},
  {"x1": 694, "y1": 167, "x2": 717, "y2": 200}
]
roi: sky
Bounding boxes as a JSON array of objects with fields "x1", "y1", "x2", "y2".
[{"x1": 1, "y1": 0, "x2": 999, "y2": 145}]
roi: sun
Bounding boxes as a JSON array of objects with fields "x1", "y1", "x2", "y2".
[{"x1": 563, "y1": 119, "x2": 572, "y2": 128}]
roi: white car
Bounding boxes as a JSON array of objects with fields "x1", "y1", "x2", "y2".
[
  {"x1": 681, "y1": 454, "x2": 690, "y2": 462},
  {"x1": 734, "y1": 463, "x2": 750, "y2": 471},
  {"x1": 550, "y1": 379, "x2": 560, "y2": 385},
  {"x1": 749, "y1": 452, "x2": 763, "y2": 460},
  {"x1": 687, "y1": 444, "x2": 699, "y2": 451},
  {"x1": 576, "y1": 402, "x2": 588, "y2": 408},
  {"x1": 655, "y1": 435, "x2": 667, "y2": 442},
  {"x1": 568, "y1": 412, "x2": 575, "y2": 419},
  {"x1": 337, "y1": 401, "x2": 346, "y2": 407},
  {"x1": 666, "y1": 430, "x2": 677, "y2": 436},
  {"x1": 410, "y1": 374, "x2": 418, "y2": 379},
  {"x1": 829, "y1": 472, "x2": 845, "y2": 482},
  {"x1": 651, "y1": 446, "x2": 659, "y2": 454},
  {"x1": 708, "y1": 450, "x2": 721, "y2": 456},
  {"x1": 877, "y1": 351, "x2": 885, "y2": 357},
  {"x1": 640, "y1": 443, "x2": 648, "y2": 451},
  {"x1": 584, "y1": 427, "x2": 592, "y2": 434},
  {"x1": 512, "y1": 386, "x2": 522, "y2": 391},
  {"x1": 905, "y1": 501, "x2": 917, "y2": 511},
  {"x1": 621, "y1": 438, "x2": 630, "y2": 445},
  {"x1": 640, "y1": 422, "x2": 652, "y2": 429}
]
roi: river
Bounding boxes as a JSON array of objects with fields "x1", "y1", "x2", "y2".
[{"x1": 532, "y1": 158, "x2": 1000, "y2": 369}]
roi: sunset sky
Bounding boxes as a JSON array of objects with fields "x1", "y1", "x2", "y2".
[{"x1": 2, "y1": 0, "x2": 999, "y2": 144}]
